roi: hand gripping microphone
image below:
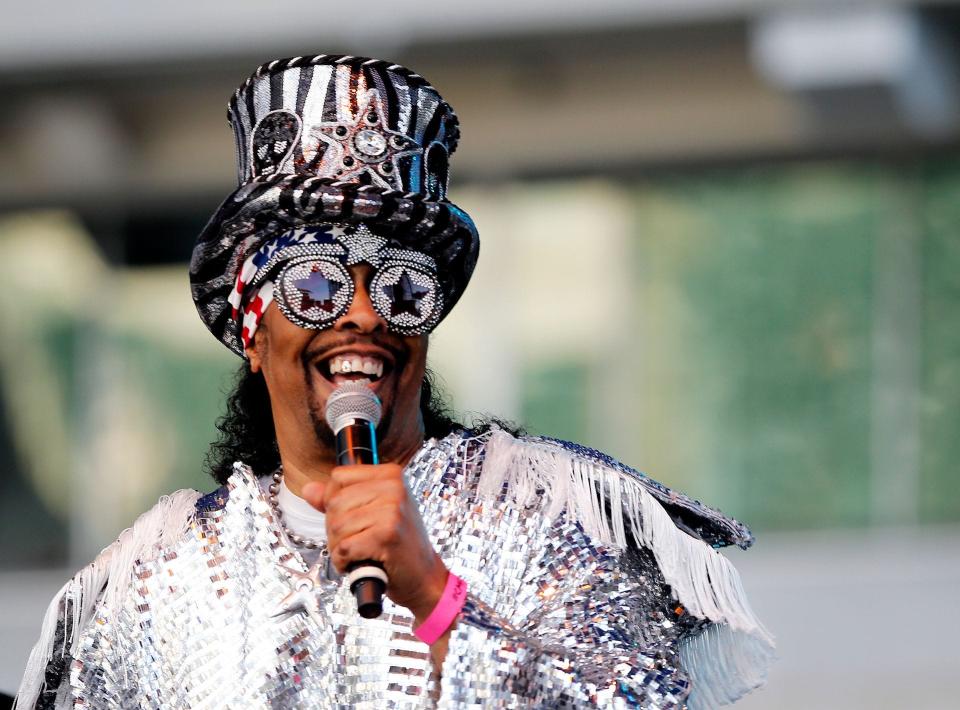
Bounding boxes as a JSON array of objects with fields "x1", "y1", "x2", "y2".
[{"x1": 324, "y1": 381, "x2": 389, "y2": 619}]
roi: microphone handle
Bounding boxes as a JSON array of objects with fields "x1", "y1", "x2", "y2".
[
  {"x1": 335, "y1": 423, "x2": 378, "y2": 467},
  {"x1": 336, "y1": 420, "x2": 387, "y2": 619}
]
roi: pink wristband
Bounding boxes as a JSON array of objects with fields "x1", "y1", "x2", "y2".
[{"x1": 413, "y1": 572, "x2": 467, "y2": 645}]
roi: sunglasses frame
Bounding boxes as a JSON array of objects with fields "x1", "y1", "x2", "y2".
[
  {"x1": 274, "y1": 254, "x2": 356, "y2": 331},
  {"x1": 266, "y1": 252, "x2": 443, "y2": 336}
]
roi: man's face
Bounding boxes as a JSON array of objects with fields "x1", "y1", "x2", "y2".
[{"x1": 246, "y1": 263, "x2": 428, "y2": 465}]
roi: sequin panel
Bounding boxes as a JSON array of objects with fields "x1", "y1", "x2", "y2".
[{"x1": 60, "y1": 432, "x2": 728, "y2": 708}]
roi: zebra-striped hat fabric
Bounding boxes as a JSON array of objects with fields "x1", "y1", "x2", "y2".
[{"x1": 190, "y1": 54, "x2": 479, "y2": 356}]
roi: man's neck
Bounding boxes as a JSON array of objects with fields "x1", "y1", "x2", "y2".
[{"x1": 279, "y1": 435, "x2": 425, "y2": 498}]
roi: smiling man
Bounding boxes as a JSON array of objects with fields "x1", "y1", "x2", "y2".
[{"x1": 17, "y1": 55, "x2": 774, "y2": 709}]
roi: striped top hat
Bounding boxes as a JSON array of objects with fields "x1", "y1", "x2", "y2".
[{"x1": 190, "y1": 54, "x2": 479, "y2": 356}]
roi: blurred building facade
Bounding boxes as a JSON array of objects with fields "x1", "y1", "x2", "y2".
[{"x1": 1, "y1": 2, "x2": 958, "y2": 707}]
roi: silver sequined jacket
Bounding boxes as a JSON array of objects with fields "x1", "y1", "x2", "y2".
[{"x1": 17, "y1": 429, "x2": 774, "y2": 709}]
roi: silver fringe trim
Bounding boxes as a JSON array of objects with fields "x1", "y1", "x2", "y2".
[
  {"x1": 479, "y1": 429, "x2": 775, "y2": 700},
  {"x1": 680, "y1": 623, "x2": 777, "y2": 709},
  {"x1": 15, "y1": 488, "x2": 201, "y2": 709}
]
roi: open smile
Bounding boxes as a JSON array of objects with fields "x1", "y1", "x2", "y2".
[{"x1": 311, "y1": 344, "x2": 400, "y2": 393}]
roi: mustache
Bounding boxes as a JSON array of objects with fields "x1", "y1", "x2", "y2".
[{"x1": 302, "y1": 332, "x2": 407, "y2": 367}]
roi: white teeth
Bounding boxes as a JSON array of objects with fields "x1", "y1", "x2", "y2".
[{"x1": 328, "y1": 354, "x2": 385, "y2": 379}]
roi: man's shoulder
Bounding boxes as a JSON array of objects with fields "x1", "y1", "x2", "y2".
[
  {"x1": 17, "y1": 487, "x2": 205, "y2": 707},
  {"x1": 69, "y1": 469, "x2": 260, "y2": 612},
  {"x1": 49, "y1": 486, "x2": 208, "y2": 626},
  {"x1": 192, "y1": 461, "x2": 264, "y2": 513},
  {"x1": 470, "y1": 428, "x2": 753, "y2": 551},
  {"x1": 91, "y1": 487, "x2": 205, "y2": 582},
  {"x1": 529, "y1": 434, "x2": 753, "y2": 550},
  {"x1": 195, "y1": 483, "x2": 231, "y2": 513},
  {"x1": 462, "y1": 428, "x2": 773, "y2": 649}
]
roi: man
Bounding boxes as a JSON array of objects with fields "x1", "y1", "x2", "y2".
[{"x1": 17, "y1": 54, "x2": 773, "y2": 709}]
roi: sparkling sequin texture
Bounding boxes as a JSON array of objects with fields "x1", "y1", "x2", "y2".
[{"x1": 26, "y1": 431, "x2": 772, "y2": 708}]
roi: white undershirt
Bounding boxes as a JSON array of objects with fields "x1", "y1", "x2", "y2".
[
  {"x1": 261, "y1": 475, "x2": 328, "y2": 544},
  {"x1": 277, "y1": 478, "x2": 328, "y2": 543}
]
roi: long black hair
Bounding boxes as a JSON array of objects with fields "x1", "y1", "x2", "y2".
[{"x1": 204, "y1": 364, "x2": 465, "y2": 484}]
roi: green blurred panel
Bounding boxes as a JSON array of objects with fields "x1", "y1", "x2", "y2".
[
  {"x1": 41, "y1": 319, "x2": 80, "y2": 396},
  {"x1": 521, "y1": 360, "x2": 588, "y2": 444},
  {"x1": 105, "y1": 331, "x2": 238, "y2": 494},
  {"x1": 0, "y1": 318, "x2": 78, "y2": 566},
  {"x1": 919, "y1": 160, "x2": 960, "y2": 523},
  {"x1": 632, "y1": 165, "x2": 881, "y2": 530}
]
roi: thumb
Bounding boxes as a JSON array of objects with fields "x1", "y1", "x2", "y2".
[{"x1": 301, "y1": 481, "x2": 327, "y2": 513}]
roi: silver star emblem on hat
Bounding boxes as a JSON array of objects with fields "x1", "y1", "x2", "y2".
[
  {"x1": 312, "y1": 90, "x2": 421, "y2": 191},
  {"x1": 329, "y1": 224, "x2": 388, "y2": 266},
  {"x1": 271, "y1": 563, "x2": 325, "y2": 625}
]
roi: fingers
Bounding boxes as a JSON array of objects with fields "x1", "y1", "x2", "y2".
[
  {"x1": 325, "y1": 481, "x2": 406, "y2": 568},
  {"x1": 327, "y1": 502, "x2": 385, "y2": 543},
  {"x1": 300, "y1": 464, "x2": 401, "y2": 512},
  {"x1": 298, "y1": 464, "x2": 411, "y2": 575},
  {"x1": 324, "y1": 478, "x2": 405, "y2": 517},
  {"x1": 299, "y1": 464, "x2": 443, "y2": 616},
  {"x1": 330, "y1": 463, "x2": 403, "y2": 488},
  {"x1": 328, "y1": 510, "x2": 404, "y2": 573}
]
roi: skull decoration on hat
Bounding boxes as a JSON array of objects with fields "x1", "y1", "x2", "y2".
[{"x1": 190, "y1": 54, "x2": 478, "y2": 356}]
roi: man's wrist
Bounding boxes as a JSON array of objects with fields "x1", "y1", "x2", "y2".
[
  {"x1": 412, "y1": 571, "x2": 467, "y2": 646},
  {"x1": 410, "y1": 561, "x2": 450, "y2": 624}
]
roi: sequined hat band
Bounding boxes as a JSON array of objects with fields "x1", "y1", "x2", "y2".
[{"x1": 232, "y1": 222, "x2": 443, "y2": 350}]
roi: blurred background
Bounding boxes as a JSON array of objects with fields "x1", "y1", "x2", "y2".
[{"x1": 1, "y1": 1, "x2": 958, "y2": 707}]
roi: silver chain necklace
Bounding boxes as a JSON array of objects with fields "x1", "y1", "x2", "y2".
[
  {"x1": 267, "y1": 470, "x2": 336, "y2": 622},
  {"x1": 267, "y1": 470, "x2": 328, "y2": 551}
]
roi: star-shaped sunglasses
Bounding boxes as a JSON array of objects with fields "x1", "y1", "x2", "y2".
[{"x1": 274, "y1": 254, "x2": 443, "y2": 336}]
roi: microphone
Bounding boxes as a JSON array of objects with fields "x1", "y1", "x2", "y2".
[{"x1": 325, "y1": 380, "x2": 389, "y2": 619}]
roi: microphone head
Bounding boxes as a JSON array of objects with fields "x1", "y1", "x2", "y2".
[{"x1": 324, "y1": 380, "x2": 383, "y2": 434}]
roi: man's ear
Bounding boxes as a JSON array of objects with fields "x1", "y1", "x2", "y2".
[
  {"x1": 245, "y1": 327, "x2": 265, "y2": 373},
  {"x1": 246, "y1": 346, "x2": 262, "y2": 373}
]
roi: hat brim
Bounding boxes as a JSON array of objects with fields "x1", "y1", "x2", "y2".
[{"x1": 190, "y1": 174, "x2": 479, "y2": 356}]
